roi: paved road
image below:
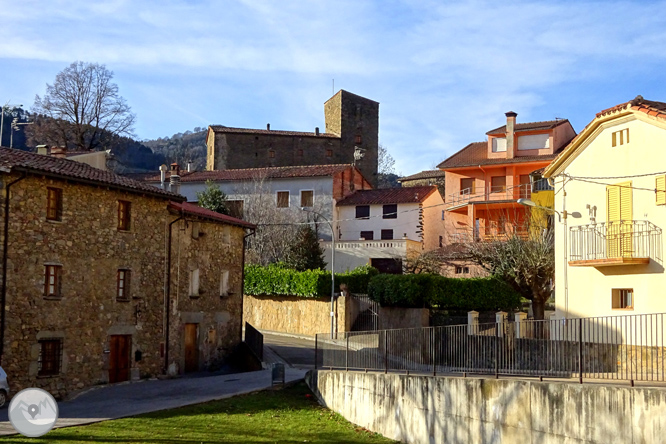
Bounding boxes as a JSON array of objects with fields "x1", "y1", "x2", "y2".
[
  {"x1": 0, "y1": 367, "x2": 306, "y2": 436},
  {"x1": 262, "y1": 332, "x2": 317, "y2": 369}
]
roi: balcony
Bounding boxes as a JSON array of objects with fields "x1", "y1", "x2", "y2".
[
  {"x1": 320, "y1": 239, "x2": 423, "y2": 273},
  {"x1": 446, "y1": 179, "x2": 551, "y2": 210},
  {"x1": 569, "y1": 220, "x2": 662, "y2": 267}
]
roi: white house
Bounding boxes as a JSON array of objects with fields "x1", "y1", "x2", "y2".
[{"x1": 324, "y1": 186, "x2": 445, "y2": 273}]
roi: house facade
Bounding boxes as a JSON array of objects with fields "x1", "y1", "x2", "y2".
[
  {"x1": 324, "y1": 186, "x2": 445, "y2": 273},
  {"x1": 437, "y1": 112, "x2": 576, "y2": 244},
  {"x1": 138, "y1": 164, "x2": 371, "y2": 241},
  {"x1": 206, "y1": 90, "x2": 379, "y2": 187},
  {"x1": 544, "y1": 96, "x2": 666, "y2": 320},
  {"x1": 0, "y1": 148, "x2": 251, "y2": 399}
]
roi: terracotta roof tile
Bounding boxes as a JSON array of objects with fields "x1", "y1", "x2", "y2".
[
  {"x1": 0, "y1": 147, "x2": 183, "y2": 200},
  {"x1": 209, "y1": 125, "x2": 339, "y2": 139},
  {"x1": 486, "y1": 119, "x2": 569, "y2": 135},
  {"x1": 135, "y1": 164, "x2": 360, "y2": 183},
  {"x1": 336, "y1": 186, "x2": 437, "y2": 206},
  {"x1": 168, "y1": 201, "x2": 255, "y2": 229},
  {"x1": 436, "y1": 142, "x2": 560, "y2": 170},
  {"x1": 398, "y1": 170, "x2": 446, "y2": 182}
]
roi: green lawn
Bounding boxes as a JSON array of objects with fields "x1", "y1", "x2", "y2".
[{"x1": 0, "y1": 382, "x2": 396, "y2": 443}]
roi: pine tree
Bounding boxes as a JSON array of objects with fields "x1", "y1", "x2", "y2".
[
  {"x1": 196, "y1": 180, "x2": 230, "y2": 215},
  {"x1": 284, "y1": 226, "x2": 326, "y2": 271}
]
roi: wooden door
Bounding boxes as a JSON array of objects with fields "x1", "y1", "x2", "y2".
[
  {"x1": 109, "y1": 335, "x2": 131, "y2": 383},
  {"x1": 607, "y1": 181, "x2": 633, "y2": 257},
  {"x1": 184, "y1": 323, "x2": 199, "y2": 373}
]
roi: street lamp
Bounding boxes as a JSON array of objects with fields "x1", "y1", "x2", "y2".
[
  {"x1": 0, "y1": 103, "x2": 22, "y2": 147},
  {"x1": 517, "y1": 198, "x2": 564, "y2": 222},
  {"x1": 300, "y1": 207, "x2": 335, "y2": 338}
]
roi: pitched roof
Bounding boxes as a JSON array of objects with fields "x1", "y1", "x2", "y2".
[
  {"x1": 135, "y1": 164, "x2": 361, "y2": 183},
  {"x1": 486, "y1": 119, "x2": 570, "y2": 135},
  {"x1": 209, "y1": 125, "x2": 339, "y2": 139},
  {"x1": 0, "y1": 147, "x2": 183, "y2": 201},
  {"x1": 436, "y1": 141, "x2": 560, "y2": 170},
  {"x1": 168, "y1": 201, "x2": 255, "y2": 229},
  {"x1": 336, "y1": 186, "x2": 437, "y2": 206},
  {"x1": 398, "y1": 169, "x2": 446, "y2": 182}
]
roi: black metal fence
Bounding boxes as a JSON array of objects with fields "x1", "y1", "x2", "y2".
[
  {"x1": 350, "y1": 294, "x2": 379, "y2": 331},
  {"x1": 244, "y1": 322, "x2": 263, "y2": 361},
  {"x1": 315, "y1": 312, "x2": 666, "y2": 384}
]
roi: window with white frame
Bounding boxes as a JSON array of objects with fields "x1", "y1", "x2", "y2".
[
  {"x1": 189, "y1": 268, "x2": 200, "y2": 297},
  {"x1": 518, "y1": 134, "x2": 550, "y2": 151},
  {"x1": 492, "y1": 137, "x2": 507, "y2": 152}
]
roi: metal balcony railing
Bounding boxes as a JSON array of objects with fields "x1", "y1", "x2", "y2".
[
  {"x1": 569, "y1": 220, "x2": 662, "y2": 262},
  {"x1": 447, "y1": 180, "x2": 551, "y2": 208}
]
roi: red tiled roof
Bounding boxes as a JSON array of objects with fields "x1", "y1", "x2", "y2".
[
  {"x1": 336, "y1": 186, "x2": 437, "y2": 206},
  {"x1": 168, "y1": 201, "x2": 255, "y2": 229},
  {"x1": 398, "y1": 170, "x2": 446, "y2": 182},
  {"x1": 209, "y1": 125, "x2": 339, "y2": 139},
  {"x1": 436, "y1": 142, "x2": 560, "y2": 170},
  {"x1": 486, "y1": 119, "x2": 569, "y2": 135},
  {"x1": 135, "y1": 164, "x2": 360, "y2": 183},
  {"x1": 0, "y1": 147, "x2": 183, "y2": 200}
]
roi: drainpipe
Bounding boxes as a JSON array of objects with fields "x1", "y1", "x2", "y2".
[
  {"x1": 239, "y1": 228, "x2": 256, "y2": 343},
  {"x1": 0, "y1": 173, "x2": 26, "y2": 365},
  {"x1": 164, "y1": 212, "x2": 183, "y2": 374}
]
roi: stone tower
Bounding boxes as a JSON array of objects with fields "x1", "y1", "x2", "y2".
[{"x1": 324, "y1": 90, "x2": 379, "y2": 187}]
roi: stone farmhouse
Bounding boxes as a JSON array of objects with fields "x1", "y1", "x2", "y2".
[
  {"x1": 138, "y1": 163, "x2": 371, "y2": 241},
  {"x1": 206, "y1": 90, "x2": 380, "y2": 187},
  {"x1": 327, "y1": 186, "x2": 445, "y2": 273},
  {"x1": 0, "y1": 148, "x2": 253, "y2": 399}
]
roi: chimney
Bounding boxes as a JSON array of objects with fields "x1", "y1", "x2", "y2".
[
  {"x1": 315, "y1": 127, "x2": 320, "y2": 136},
  {"x1": 51, "y1": 146, "x2": 66, "y2": 159},
  {"x1": 505, "y1": 111, "x2": 517, "y2": 159},
  {"x1": 170, "y1": 174, "x2": 181, "y2": 195},
  {"x1": 159, "y1": 164, "x2": 168, "y2": 186},
  {"x1": 267, "y1": 123, "x2": 270, "y2": 131},
  {"x1": 187, "y1": 161, "x2": 193, "y2": 173},
  {"x1": 170, "y1": 162, "x2": 180, "y2": 176},
  {"x1": 37, "y1": 145, "x2": 49, "y2": 155}
]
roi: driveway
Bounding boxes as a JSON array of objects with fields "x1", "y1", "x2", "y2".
[
  {"x1": 262, "y1": 332, "x2": 317, "y2": 369},
  {"x1": 0, "y1": 367, "x2": 306, "y2": 436}
]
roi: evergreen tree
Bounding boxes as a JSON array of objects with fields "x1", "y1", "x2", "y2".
[
  {"x1": 284, "y1": 226, "x2": 326, "y2": 271},
  {"x1": 196, "y1": 180, "x2": 230, "y2": 215}
]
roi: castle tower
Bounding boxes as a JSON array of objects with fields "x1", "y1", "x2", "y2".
[{"x1": 324, "y1": 90, "x2": 379, "y2": 187}]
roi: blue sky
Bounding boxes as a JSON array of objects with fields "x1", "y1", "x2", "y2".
[{"x1": 2, "y1": 0, "x2": 666, "y2": 175}]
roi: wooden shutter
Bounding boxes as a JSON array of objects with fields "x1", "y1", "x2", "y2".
[
  {"x1": 657, "y1": 175, "x2": 666, "y2": 205},
  {"x1": 607, "y1": 184, "x2": 621, "y2": 222},
  {"x1": 607, "y1": 182, "x2": 633, "y2": 258}
]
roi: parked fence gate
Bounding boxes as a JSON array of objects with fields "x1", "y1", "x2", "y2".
[{"x1": 351, "y1": 294, "x2": 379, "y2": 331}]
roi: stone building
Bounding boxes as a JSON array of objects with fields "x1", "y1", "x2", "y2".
[
  {"x1": 0, "y1": 148, "x2": 252, "y2": 399},
  {"x1": 206, "y1": 90, "x2": 380, "y2": 187}
]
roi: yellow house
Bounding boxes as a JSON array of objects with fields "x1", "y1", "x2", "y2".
[{"x1": 544, "y1": 96, "x2": 666, "y2": 320}]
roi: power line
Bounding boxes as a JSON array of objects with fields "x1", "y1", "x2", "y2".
[{"x1": 563, "y1": 174, "x2": 658, "y2": 192}]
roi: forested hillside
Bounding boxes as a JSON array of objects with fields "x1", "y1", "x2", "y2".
[{"x1": 142, "y1": 128, "x2": 207, "y2": 171}]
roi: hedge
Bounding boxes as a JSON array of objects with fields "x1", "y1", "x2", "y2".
[
  {"x1": 244, "y1": 264, "x2": 379, "y2": 298},
  {"x1": 368, "y1": 274, "x2": 521, "y2": 311}
]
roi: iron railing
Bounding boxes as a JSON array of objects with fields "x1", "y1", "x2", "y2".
[
  {"x1": 244, "y1": 322, "x2": 263, "y2": 361},
  {"x1": 446, "y1": 179, "x2": 552, "y2": 208},
  {"x1": 569, "y1": 220, "x2": 662, "y2": 262},
  {"x1": 315, "y1": 312, "x2": 666, "y2": 384}
]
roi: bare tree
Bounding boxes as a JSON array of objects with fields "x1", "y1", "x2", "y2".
[
  {"x1": 29, "y1": 61, "x2": 135, "y2": 151},
  {"x1": 377, "y1": 144, "x2": 400, "y2": 188}
]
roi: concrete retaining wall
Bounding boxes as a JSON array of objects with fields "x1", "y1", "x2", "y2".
[{"x1": 306, "y1": 370, "x2": 666, "y2": 444}]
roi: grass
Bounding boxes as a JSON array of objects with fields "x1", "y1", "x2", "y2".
[{"x1": 0, "y1": 382, "x2": 397, "y2": 443}]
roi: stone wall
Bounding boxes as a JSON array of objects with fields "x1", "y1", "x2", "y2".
[{"x1": 307, "y1": 370, "x2": 666, "y2": 444}]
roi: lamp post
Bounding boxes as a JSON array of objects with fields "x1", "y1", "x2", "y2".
[
  {"x1": 517, "y1": 198, "x2": 563, "y2": 222},
  {"x1": 301, "y1": 207, "x2": 335, "y2": 338}
]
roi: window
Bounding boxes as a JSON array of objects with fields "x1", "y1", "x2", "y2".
[
  {"x1": 439, "y1": 236, "x2": 443, "y2": 248},
  {"x1": 220, "y1": 270, "x2": 230, "y2": 297},
  {"x1": 46, "y1": 187, "x2": 63, "y2": 221},
  {"x1": 356, "y1": 205, "x2": 370, "y2": 219},
  {"x1": 612, "y1": 128, "x2": 630, "y2": 147},
  {"x1": 189, "y1": 269, "x2": 200, "y2": 297},
  {"x1": 360, "y1": 231, "x2": 374, "y2": 240},
  {"x1": 455, "y1": 266, "x2": 470, "y2": 274},
  {"x1": 381, "y1": 229, "x2": 393, "y2": 240},
  {"x1": 382, "y1": 204, "x2": 397, "y2": 219},
  {"x1": 117, "y1": 269, "x2": 131, "y2": 301},
  {"x1": 460, "y1": 178, "x2": 475, "y2": 195},
  {"x1": 44, "y1": 265, "x2": 62, "y2": 298},
  {"x1": 612, "y1": 289, "x2": 633, "y2": 309},
  {"x1": 326, "y1": 149, "x2": 333, "y2": 158},
  {"x1": 269, "y1": 150, "x2": 275, "y2": 158},
  {"x1": 118, "y1": 200, "x2": 131, "y2": 231},
  {"x1": 277, "y1": 191, "x2": 290, "y2": 208},
  {"x1": 355, "y1": 135, "x2": 362, "y2": 144},
  {"x1": 518, "y1": 134, "x2": 550, "y2": 151},
  {"x1": 490, "y1": 176, "x2": 506, "y2": 193},
  {"x1": 492, "y1": 137, "x2": 507, "y2": 152},
  {"x1": 441, "y1": 210, "x2": 445, "y2": 220},
  {"x1": 300, "y1": 190, "x2": 314, "y2": 208},
  {"x1": 38, "y1": 339, "x2": 62, "y2": 376}
]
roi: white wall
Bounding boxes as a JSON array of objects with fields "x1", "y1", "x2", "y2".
[{"x1": 336, "y1": 202, "x2": 422, "y2": 242}]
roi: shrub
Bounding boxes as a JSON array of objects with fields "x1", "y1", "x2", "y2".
[
  {"x1": 244, "y1": 264, "x2": 379, "y2": 298},
  {"x1": 368, "y1": 273, "x2": 521, "y2": 311}
]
